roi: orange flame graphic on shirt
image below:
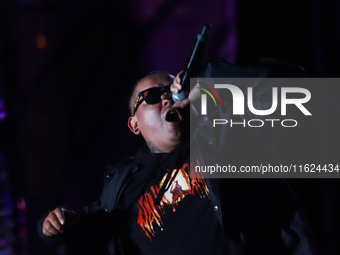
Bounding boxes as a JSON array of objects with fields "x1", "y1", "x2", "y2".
[{"x1": 137, "y1": 160, "x2": 209, "y2": 241}]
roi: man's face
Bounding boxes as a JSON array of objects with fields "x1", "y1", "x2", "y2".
[{"x1": 128, "y1": 73, "x2": 190, "y2": 152}]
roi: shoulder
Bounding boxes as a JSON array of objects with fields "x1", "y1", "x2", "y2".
[{"x1": 104, "y1": 156, "x2": 138, "y2": 181}]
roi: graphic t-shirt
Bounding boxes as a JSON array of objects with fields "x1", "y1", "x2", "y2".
[{"x1": 118, "y1": 143, "x2": 231, "y2": 255}]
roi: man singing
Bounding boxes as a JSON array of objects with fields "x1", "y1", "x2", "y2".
[{"x1": 38, "y1": 58, "x2": 316, "y2": 255}]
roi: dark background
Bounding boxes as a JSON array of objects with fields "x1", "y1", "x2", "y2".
[{"x1": 0, "y1": 0, "x2": 339, "y2": 254}]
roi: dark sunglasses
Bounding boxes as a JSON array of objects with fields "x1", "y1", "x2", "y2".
[{"x1": 133, "y1": 85, "x2": 171, "y2": 115}]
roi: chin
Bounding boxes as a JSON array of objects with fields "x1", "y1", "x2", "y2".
[{"x1": 169, "y1": 129, "x2": 190, "y2": 144}]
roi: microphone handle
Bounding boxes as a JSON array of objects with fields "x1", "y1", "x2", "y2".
[{"x1": 172, "y1": 24, "x2": 211, "y2": 102}]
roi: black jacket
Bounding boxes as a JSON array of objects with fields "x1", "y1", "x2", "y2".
[{"x1": 38, "y1": 58, "x2": 317, "y2": 255}]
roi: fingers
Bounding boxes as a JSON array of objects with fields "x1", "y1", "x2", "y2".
[
  {"x1": 174, "y1": 98, "x2": 190, "y2": 108},
  {"x1": 188, "y1": 82, "x2": 201, "y2": 103},
  {"x1": 171, "y1": 71, "x2": 184, "y2": 94},
  {"x1": 42, "y1": 208, "x2": 66, "y2": 236},
  {"x1": 54, "y1": 208, "x2": 66, "y2": 225},
  {"x1": 173, "y1": 81, "x2": 201, "y2": 109},
  {"x1": 171, "y1": 70, "x2": 201, "y2": 108}
]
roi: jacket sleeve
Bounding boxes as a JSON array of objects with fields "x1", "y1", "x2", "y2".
[
  {"x1": 196, "y1": 58, "x2": 317, "y2": 254},
  {"x1": 37, "y1": 159, "x2": 137, "y2": 255},
  {"x1": 196, "y1": 58, "x2": 310, "y2": 167},
  {"x1": 37, "y1": 198, "x2": 116, "y2": 255}
]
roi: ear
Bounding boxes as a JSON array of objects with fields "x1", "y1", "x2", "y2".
[{"x1": 128, "y1": 116, "x2": 141, "y2": 135}]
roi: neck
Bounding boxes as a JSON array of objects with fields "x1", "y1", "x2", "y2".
[{"x1": 146, "y1": 141, "x2": 181, "y2": 153}]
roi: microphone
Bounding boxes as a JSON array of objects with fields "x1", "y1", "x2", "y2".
[{"x1": 172, "y1": 24, "x2": 211, "y2": 102}]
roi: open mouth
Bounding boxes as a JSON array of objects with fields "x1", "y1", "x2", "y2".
[{"x1": 165, "y1": 109, "x2": 180, "y2": 122}]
